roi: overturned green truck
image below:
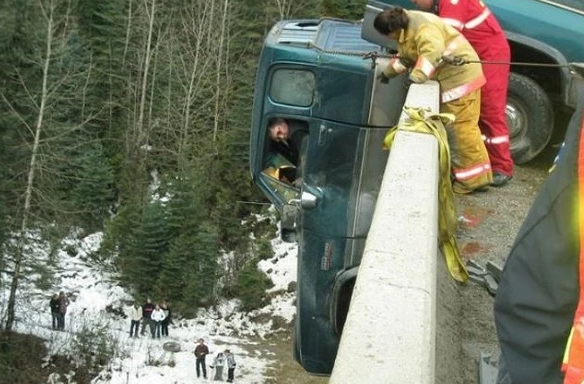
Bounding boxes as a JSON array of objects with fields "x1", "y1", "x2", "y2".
[{"x1": 249, "y1": 16, "x2": 407, "y2": 374}]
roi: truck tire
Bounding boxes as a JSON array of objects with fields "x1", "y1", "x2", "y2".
[{"x1": 506, "y1": 72, "x2": 554, "y2": 164}]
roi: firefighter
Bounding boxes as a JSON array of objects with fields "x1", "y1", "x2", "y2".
[
  {"x1": 410, "y1": 0, "x2": 513, "y2": 187},
  {"x1": 374, "y1": 7, "x2": 492, "y2": 194},
  {"x1": 494, "y1": 91, "x2": 584, "y2": 384}
]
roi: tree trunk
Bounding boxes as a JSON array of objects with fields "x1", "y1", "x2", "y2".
[
  {"x1": 136, "y1": 0, "x2": 156, "y2": 150},
  {"x1": 5, "y1": 0, "x2": 55, "y2": 332},
  {"x1": 212, "y1": 0, "x2": 229, "y2": 145}
]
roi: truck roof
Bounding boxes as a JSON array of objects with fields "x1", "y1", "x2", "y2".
[{"x1": 266, "y1": 18, "x2": 381, "y2": 56}]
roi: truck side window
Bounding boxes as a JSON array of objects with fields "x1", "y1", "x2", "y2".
[
  {"x1": 269, "y1": 69, "x2": 315, "y2": 107},
  {"x1": 262, "y1": 118, "x2": 309, "y2": 204}
]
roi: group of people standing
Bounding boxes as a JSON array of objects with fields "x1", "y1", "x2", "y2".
[
  {"x1": 194, "y1": 338, "x2": 237, "y2": 382},
  {"x1": 49, "y1": 291, "x2": 70, "y2": 330},
  {"x1": 128, "y1": 298, "x2": 172, "y2": 339},
  {"x1": 374, "y1": 0, "x2": 514, "y2": 193}
]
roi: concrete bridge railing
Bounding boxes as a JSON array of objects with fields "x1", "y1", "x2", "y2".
[{"x1": 329, "y1": 81, "x2": 461, "y2": 384}]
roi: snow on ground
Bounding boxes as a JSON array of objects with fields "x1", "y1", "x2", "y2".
[{"x1": 1, "y1": 228, "x2": 298, "y2": 384}]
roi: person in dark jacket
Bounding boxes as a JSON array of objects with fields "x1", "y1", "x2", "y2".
[
  {"x1": 49, "y1": 293, "x2": 60, "y2": 330},
  {"x1": 57, "y1": 291, "x2": 69, "y2": 330},
  {"x1": 140, "y1": 297, "x2": 155, "y2": 336},
  {"x1": 194, "y1": 338, "x2": 210, "y2": 379},
  {"x1": 494, "y1": 91, "x2": 584, "y2": 383},
  {"x1": 266, "y1": 117, "x2": 309, "y2": 187},
  {"x1": 267, "y1": 117, "x2": 308, "y2": 168}
]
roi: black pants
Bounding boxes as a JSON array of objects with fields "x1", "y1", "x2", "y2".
[
  {"x1": 227, "y1": 367, "x2": 235, "y2": 382},
  {"x1": 151, "y1": 321, "x2": 161, "y2": 338},
  {"x1": 57, "y1": 313, "x2": 66, "y2": 330},
  {"x1": 130, "y1": 320, "x2": 140, "y2": 337},
  {"x1": 196, "y1": 357, "x2": 207, "y2": 378},
  {"x1": 51, "y1": 312, "x2": 59, "y2": 329},
  {"x1": 140, "y1": 317, "x2": 150, "y2": 335},
  {"x1": 161, "y1": 321, "x2": 169, "y2": 336}
]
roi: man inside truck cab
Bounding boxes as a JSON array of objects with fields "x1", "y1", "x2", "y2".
[{"x1": 265, "y1": 117, "x2": 308, "y2": 186}]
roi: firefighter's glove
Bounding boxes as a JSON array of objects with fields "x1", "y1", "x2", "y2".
[
  {"x1": 377, "y1": 72, "x2": 390, "y2": 84},
  {"x1": 441, "y1": 55, "x2": 466, "y2": 66},
  {"x1": 409, "y1": 69, "x2": 428, "y2": 84}
]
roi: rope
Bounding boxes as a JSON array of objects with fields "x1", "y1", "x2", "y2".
[{"x1": 441, "y1": 55, "x2": 573, "y2": 68}]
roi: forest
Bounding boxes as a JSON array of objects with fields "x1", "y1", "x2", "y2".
[{"x1": 0, "y1": 0, "x2": 367, "y2": 333}]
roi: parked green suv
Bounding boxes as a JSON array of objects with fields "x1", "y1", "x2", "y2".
[{"x1": 367, "y1": 0, "x2": 584, "y2": 163}]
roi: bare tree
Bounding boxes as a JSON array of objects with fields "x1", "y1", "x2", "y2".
[
  {"x1": 135, "y1": 0, "x2": 157, "y2": 150},
  {"x1": 4, "y1": 0, "x2": 56, "y2": 332},
  {"x1": 212, "y1": 0, "x2": 230, "y2": 144}
]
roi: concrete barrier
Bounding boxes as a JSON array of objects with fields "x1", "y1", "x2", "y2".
[{"x1": 330, "y1": 81, "x2": 461, "y2": 383}]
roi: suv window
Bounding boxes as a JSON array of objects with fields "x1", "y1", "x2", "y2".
[{"x1": 269, "y1": 69, "x2": 315, "y2": 107}]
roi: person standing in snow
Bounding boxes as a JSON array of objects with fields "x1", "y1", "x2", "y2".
[
  {"x1": 150, "y1": 304, "x2": 166, "y2": 339},
  {"x1": 50, "y1": 293, "x2": 60, "y2": 330},
  {"x1": 194, "y1": 338, "x2": 210, "y2": 379},
  {"x1": 225, "y1": 349, "x2": 237, "y2": 383},
  {"x1": 160, "y1": 301, "x2": 172, "y2": 337},
  {"x1": 57, "y1": 291, "x2": 70, "y2": 330},
  {"x1": 128, "y1": 301, "x2": 142, "y2": 337},
  {"x1": 140, "y1": 297, "x2": 154, "y2": 336},
  {"x1": 210, "y1": 351, "x2": 226, "y2": 381}
]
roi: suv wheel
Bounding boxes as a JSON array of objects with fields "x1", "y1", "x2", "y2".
[{"x1": 506, "y1": 72, "x2": 554, "y2": 164}]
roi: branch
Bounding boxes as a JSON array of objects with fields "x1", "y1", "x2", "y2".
[{"x1": 0, "y1": 92, "x2": 35, "y2": 137}]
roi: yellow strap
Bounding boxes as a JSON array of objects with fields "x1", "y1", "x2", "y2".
[{"x1": 383, "y1": 107, "x2": 469, "y2": 282}]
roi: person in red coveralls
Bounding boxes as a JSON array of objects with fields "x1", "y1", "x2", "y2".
[{"x1": 411, "y1": 0, "x2": 514, "y2": 187}]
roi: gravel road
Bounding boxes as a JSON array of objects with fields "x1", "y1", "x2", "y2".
[{"x1": 453, "y1": 148, "x2": 556, "y2": 383}]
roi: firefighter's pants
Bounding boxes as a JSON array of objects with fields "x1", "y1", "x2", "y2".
[{"x1": 441, "y1": 89, "x2": 493, "y2": 193}]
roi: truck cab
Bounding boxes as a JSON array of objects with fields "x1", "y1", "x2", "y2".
[{"x1": 249, "y1": 19, "x2": 407, "y2": 374}]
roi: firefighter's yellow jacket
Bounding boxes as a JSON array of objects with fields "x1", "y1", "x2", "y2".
[{"x1": 383, "y1": 10, "x2": 485, "y2": 103}]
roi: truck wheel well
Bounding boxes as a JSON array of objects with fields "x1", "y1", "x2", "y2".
[
  {"x1": 508, "y1": 42, "x2": 563, "y2": 99},
  {"x1": 334, "y1": 276, "x2": 355, "y2": 335}
]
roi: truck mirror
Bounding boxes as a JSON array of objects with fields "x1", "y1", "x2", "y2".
[{"x1": 288, "y1": 190, "x2": 319, "y2": 209}]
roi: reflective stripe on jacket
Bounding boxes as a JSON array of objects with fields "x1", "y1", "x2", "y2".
[{"x1": 383, "y1": 10, "x2": 485, "y2": 103}]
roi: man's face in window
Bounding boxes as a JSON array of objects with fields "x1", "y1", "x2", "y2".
[{"x1": 269, "y1": 119, "x2": 290, "y2": 142}]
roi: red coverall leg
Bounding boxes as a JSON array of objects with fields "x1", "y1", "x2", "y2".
[{"x1": 478, "y1": 45, "x2": 514, "y2": 177}]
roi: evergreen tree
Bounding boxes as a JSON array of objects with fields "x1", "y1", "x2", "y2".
[
  {"x1": 320, "y1": 0, "x2": 367, "y2": 19},
  {"x1": 155, "y1": 232, "x2": 193, "y2": 304},
  {"x1": 71, "y1": 142, "x2": 116, "y2": 230},
  {"x1": 236, "y1": 257, "x2": 273, "y2": 311},
  {"x1": 181, "y1": 222, "x2": 220, "y2": 313},
  {"x1": 122, "y1": 201, "x2": 169, "y2": 296}
]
